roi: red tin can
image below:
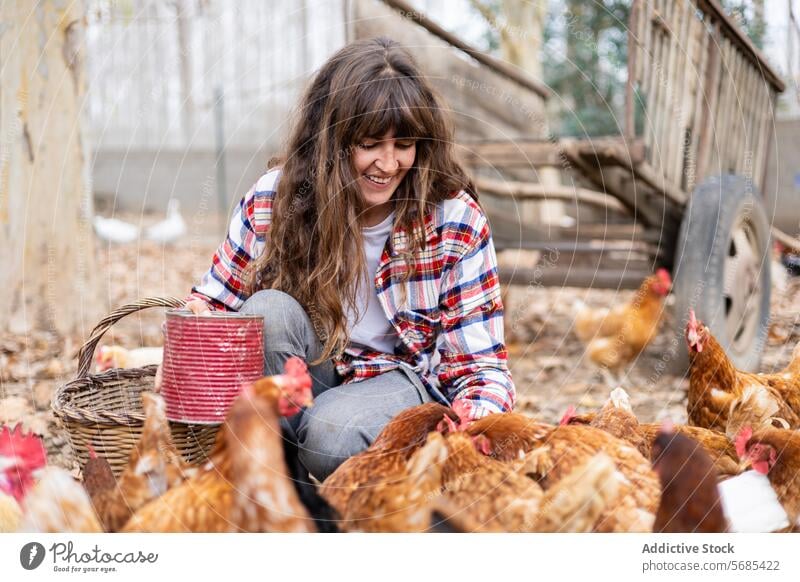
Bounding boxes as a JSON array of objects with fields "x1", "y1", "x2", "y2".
[{"x1": 161, "y1": 310, "x2": 264, "y2": 423}]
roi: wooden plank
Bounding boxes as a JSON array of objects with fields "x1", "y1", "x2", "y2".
[
  {"x1": 499, "y1": 266, "x2": 656, "y2": 290},
  {"x1": 643, "y1": 3, "x2": 664, "y2": 160},
  {"x1": 475, "y1": 177, "x2": 629, "y2": 213},
  {"x1": 696, "y1": 21, "x2": 722, "y2": 182},
  {"x1": 754, "y1": 81, "x2": 773, "y2": 190},
  {"x1": 696, "y1": 0, "x2": 785, "y2": 92},
  {"x1": 627, "y1": 0, "x2": 640, "y2": 139},
  {"x1": 459, "y1": 137, "x2": 647, "y2": 169},
  {"x1": 741, "y1": 60, "x2": 759, "y2": 177},
  {"x1": 641, "y1": 0, "x2": 654, "y2": 89},
  {"x1": 687, "y1": 19, "x2": 710, "y2": 192},
  {"x1": 734, "y1": 50, "x2": 749, "y2": 174},
  {"x1": 748, "y1": 69, "x2": 767, "y2": 182},
  {"x1": 652, "y1": 0, "x2": 676, "y2": 182},
  {"x1": 713, "y1": 37, "x2": 735, "y2": 174},
  {"x1": 379, "y1": 0, "x2": 550, "y2": 99},
  {"x1": 668, "y1": 0, "x2": 695, "y2": 186}
]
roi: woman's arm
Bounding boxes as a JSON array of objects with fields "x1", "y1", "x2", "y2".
[
  {"x1": 436, "y1": 211, "x2": 515, "y2": 421},
  {"x1": 187, "y1": 172, "x2": 274, "y2": 311}
]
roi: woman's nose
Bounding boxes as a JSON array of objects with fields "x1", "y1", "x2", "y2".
[{"x1": 375, "y1": 146, "x2": 399, "y2": 174}]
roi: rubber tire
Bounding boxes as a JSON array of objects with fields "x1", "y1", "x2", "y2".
[{"x1": 670, "y1": 174, "x2": 771, "y2": 373}]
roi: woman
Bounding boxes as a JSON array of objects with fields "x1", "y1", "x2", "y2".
[{"x1": 184, "y1": 37, "x2": 514, "y2": 481}]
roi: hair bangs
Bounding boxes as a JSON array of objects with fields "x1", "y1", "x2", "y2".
[{"x1": 349, "y1": 74, "x2": 430, "y2": 143}]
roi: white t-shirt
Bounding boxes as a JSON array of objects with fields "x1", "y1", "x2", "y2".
[{"x1": 345, "y1": 211, "x2": 399, "y2": 354}]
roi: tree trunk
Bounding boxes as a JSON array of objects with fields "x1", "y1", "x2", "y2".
[{"x1": 0, "y1": 0, "x2": 98, "y2": 336}]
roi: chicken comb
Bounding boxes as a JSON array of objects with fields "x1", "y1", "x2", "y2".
[
  {"x1": 685, "y1": 309, "x2": 704, "y2": 352},
  {"x1": 283, "y1": 356, "x2": 312, "y2": 391},
  {"x1": 656, "y1": 268, "x2": 672, "y2": 285},
  {"x1": 559, "y1": 405, "x2": 577, "y2": 426},
  {"x1": 437, "y1": 414, "x2": 460, "y2": 435},
  {"x1": 0, "y1": 424, "x2": 47, "y2": 469},
  {"x1": 734, "y1": 426, "x2": 753, "y2": 459}
]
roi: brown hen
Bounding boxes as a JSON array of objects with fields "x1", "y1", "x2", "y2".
[
  {"x1": 736, "y1": 426, "x2": 800, "y2": 527},
  {"x1": 320, "y1": 402, "x2": 457, "y2": 517},
  {"x1": 573, "y1": 269, "x2": 671, "y2": 374},
  {"x1": 686, "y1": 311, "x2": 800, "y2": 432},
  {"x1": 123, "y1": 357, "x2": 314, "y2": 532},
  {"x1": 651, "y1": 426, "x2": 728, "y2": 532},
  {"x1": 89, "y1": 392, "x2": 192, "y2": 531},
  {"x1": 468, "y1": 413, "x2": 660, "y2": 532}
]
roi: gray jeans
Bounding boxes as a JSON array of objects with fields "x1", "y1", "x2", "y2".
[{"x1": 240, "y1": 289, "x2": 434, "y2": 482}]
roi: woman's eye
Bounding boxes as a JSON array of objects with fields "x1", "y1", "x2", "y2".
[
  {"x1": 358, "y1": 142, "x2": 376, "y2": 150},
  {"x1": 397, "y1": 141, "x2": 416, "y2": 149}
]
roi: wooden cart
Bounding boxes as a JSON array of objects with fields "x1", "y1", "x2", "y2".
[{"x1": 459, "y1": 0, "x2": 789, "y2": 371}]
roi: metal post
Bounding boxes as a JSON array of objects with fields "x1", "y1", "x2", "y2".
[{"x1": 214, "y1": 86, "x2": 228, "y2": 235}]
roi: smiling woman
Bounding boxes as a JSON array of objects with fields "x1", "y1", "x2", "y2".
[
  {"x1": 354, "y1": 133, "x2": 417, "y2": 226},
  {"x1": 181, "y1": 36, "x2": 515, "y2": 482}
]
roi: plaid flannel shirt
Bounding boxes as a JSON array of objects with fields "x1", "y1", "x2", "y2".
[{"x1": 188, "y1": 169, "x2": 515, "y2": 419}]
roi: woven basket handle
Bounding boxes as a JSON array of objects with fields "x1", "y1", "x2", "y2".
[{"x1": 75, "y1": 296, "x2": 187, "y2": 378}]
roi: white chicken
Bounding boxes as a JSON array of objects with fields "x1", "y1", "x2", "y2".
[
  {"x1": 146, "y1": 199, "x2": 187, "y2": 244},
  {"x1": 96, "y1": 345, "x2": 163, "y2": 371},
  {"x1": 93, "y1": 215, "x2": 139, "y2": 244}
]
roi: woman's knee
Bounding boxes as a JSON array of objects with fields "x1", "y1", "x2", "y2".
[
  {"x1": 240, "y1": 289, "x2": 311, "y2": 350},
  {"x1": 295, "y1": 397, "x2": 377, "y2": 481}
]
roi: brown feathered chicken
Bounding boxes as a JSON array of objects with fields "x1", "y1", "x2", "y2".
[
  {"x1": 81, "y1": 445, "x2": 116, "y2": 500},
  {"x1": 735, "y1": 426, "x2": 800, "y2": 527},
  {"x1": 320, "y1": 403, "x2": 457, "y2": 518},
  {"x1": 436, "y1": 427, "x2": 544, "y2": 533},
  {"x1": 123, "y1": 357, "x2": 314, "y2": 532},
  {"x1": 559, "y1": 388, "x2": 650, "y2": 458},
  {"x1": 438, "y1": 421, "x2": 620, "y2": 533},
  {"x1": 639, "y1": 423, "x2": 740, "y2": 478},
  {"x1": 560, "y1": 389, "x2": 741, "y2": 478},
  {"x1": 651, "y1": 425, "x2": 728, "y2": 532},
  {"x1": 340, "y1": 431, "x2": 450, "y2": 532},
  {"x1": 88, "y1": 392, "x2": 192, "y2": 531},
  {"x1": 687, "y1": 311, "x2": 800, "y2": 432},
  {"x1": 467, "y1": 413, "x2": 660, "y2": 532},
  {"x1": 726, "y1": 384, "x2": 800, "y2": 440},
  {"x1": 573, "y1": 269, "x2": 671, "y2": 375}
]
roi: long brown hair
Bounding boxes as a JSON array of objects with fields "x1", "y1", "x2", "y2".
[{"x1": 246, "y1": 37, "x2": 474, "y2": 364}]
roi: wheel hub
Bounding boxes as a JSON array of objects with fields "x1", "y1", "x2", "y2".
[{"x1": 723, "y1": 216, "x2": 762, "y2": 354}]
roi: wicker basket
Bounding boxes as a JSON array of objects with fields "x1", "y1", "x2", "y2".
[{"x1": 53, "y1": 297, "x2": 220, "y2": 476}]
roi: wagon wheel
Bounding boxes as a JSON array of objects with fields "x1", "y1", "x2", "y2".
[{"x1": 671, "y1": 175, "x2": 771, "y2": 372}]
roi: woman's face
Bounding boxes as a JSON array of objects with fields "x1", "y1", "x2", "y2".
[{"x1": 352, "y1": 130, "x2": 416, "y2": 224}]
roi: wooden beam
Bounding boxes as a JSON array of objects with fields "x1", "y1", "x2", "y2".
[
  {"x1": 378, "y1": 0, "x2": 551, "y2": 99},
  {"x1": 475, "y1": 176, "x2": 629, "y2": 213},
  {"x1": 499, "y1": 266, "x2": 655, "y2": 290},
  {"x1": 697, "y1": 0, "x2": 785, "y2": 92}
]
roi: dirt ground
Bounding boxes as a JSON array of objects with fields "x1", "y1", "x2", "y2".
[{"x1": 2, "y1": 217, "x2": 799, "y2": 474}]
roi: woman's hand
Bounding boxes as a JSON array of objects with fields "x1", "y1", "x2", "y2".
[{"x1": 185, "y1": 299, "x2": 212, "y2": 316}]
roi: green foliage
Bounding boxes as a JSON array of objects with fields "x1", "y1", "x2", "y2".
[
  {"x1": 720, "y1": 0, "x2": 766, "y2": 49},
  {"x1": 543, "y1": 0, "x2": 630, "y2": 137},
  {"x1": 473, "y1": 0, "x2": 765, "y2": 137}
]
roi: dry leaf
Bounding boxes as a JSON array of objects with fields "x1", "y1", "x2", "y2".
[{"x1": 0, "y1": 396, "x2": 32, "y2": 424}]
